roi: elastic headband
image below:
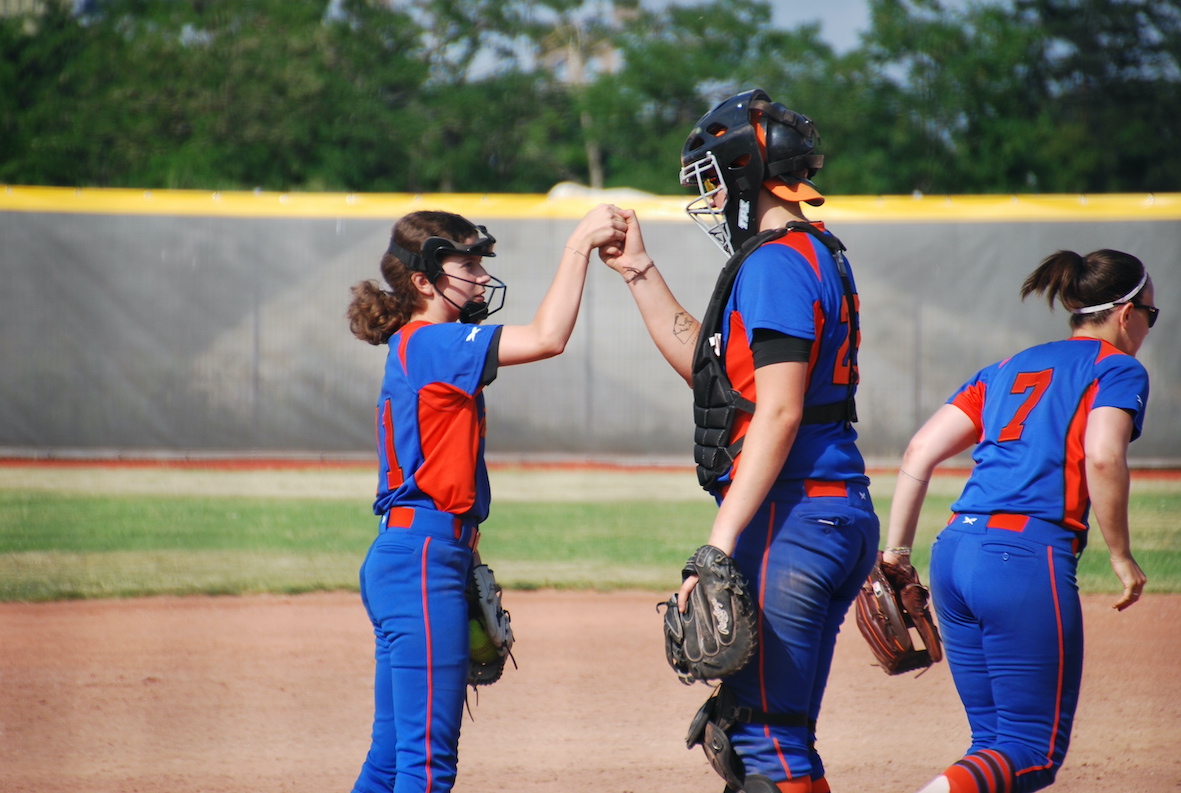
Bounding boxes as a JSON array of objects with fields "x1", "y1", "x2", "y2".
[
  {"x1": 1071, "y1": 270, "x2": 1148, "y2": 314},
  {"x1": 387, "y1": 226, "x2": 496, "y2": 282}
]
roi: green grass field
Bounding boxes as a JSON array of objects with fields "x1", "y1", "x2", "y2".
[{"x1": 0, "y1": 466, "x2": 1178, "y2": 601}]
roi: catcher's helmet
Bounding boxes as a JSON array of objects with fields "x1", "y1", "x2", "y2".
[
  {"x1": 387, "y1": 225, "x2": 506, "y2": 324},
  {"x1": 680, "y1": 88, "x2": 824, "y2": 255}
]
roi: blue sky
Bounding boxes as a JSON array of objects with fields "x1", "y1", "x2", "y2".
[
  {"x1": 653, "y1": 0, "x2": 988, "y2": 54},
  {"x1": 772, "y1": 0, "x2": 889, "y2": 52}
]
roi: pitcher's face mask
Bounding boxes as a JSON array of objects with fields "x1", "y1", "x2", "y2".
[{"x1": 387, "y1": 226, "x2": 506, "y2": 324}]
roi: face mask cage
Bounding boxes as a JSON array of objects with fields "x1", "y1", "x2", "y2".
[
  {"x1": 679, "y1": 152, "x2": 733, "y2": 256},
  {"x1": 443, "y1": 272, "x2": 507, "y2": 324},
  {"x1": 387, "y1": 225, "x2": 507, "y2": 323}
]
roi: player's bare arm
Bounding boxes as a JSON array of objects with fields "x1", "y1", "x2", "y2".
[
  {"x1": 1085, "y1": 405, "x2": 1147, "y2": 610},
  {"x1": 678, "y1": 362, "x2": 806, "y2": 612},
  {"x1": 499, "y1": 204, "x2": 625, "y2": 366},
  {"x1": 707, "y1": 361, "x2": 805, "y2": 553},
  {"x1": 600, "y1": 209, "x2": 698, "y2": 382},
  {"x1": 883, "y1": 404, "x2": 978, "y2": 566}
]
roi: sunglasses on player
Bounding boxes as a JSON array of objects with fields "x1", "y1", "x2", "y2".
[{"x1": 1131, "y1": 302, "x2": 1160, "y2": 328}]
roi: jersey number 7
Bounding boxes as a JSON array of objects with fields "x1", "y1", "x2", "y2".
[{"x1": 998, "y1": 368, "x2": 1054, "y2": 442}]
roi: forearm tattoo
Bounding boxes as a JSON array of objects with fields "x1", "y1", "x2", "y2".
[{"x1": 673, "y1": 312, "x2": 698, "y2": 345}]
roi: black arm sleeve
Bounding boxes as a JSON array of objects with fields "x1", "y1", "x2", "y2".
[{"x1": 751, "y1": 328, "x2": 812, "y2": 368}]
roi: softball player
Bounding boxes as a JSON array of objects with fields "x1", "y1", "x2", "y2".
[
  {"x1": 602, "y1": 89, "x2": 878, "y2": 793},
  {"x1": 882, "y1": 249, "x2": 1154, "y2": 793},
  {"x1": 345, "y1": 205, "x2": 624, "y2": 793}
]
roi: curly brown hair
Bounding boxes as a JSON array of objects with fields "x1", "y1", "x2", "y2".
[{"x1": 346, "y1": 211, "x2": 482, "y2": 345}]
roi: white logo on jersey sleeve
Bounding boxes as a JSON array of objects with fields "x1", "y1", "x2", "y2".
[{"x1": 466, "y1": 327, "x2": 482, "y2": 342}]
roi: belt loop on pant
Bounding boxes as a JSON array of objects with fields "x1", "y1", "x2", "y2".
[
  {"x1": 949, "y1": 511, "x2": 1086, "y2": 555},
  {"x1": 804, "y1": 479, "x2": 847, "y2": 498},
  {"x1": 381, "y1": 506, "x2": 478, "y2": 548},
  {"x1": 986, "y1": 513, "x2": 1029, "y2": 532}
]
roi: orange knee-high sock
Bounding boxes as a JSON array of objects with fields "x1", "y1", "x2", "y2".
[
  {"x1": 810, "y1": 775, "x2": 831, "y2": 793},
  {"x1": 944, "y1": 750, "x2": 1015, "y2": 793}
]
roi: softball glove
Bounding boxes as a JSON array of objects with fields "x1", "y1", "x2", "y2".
[
  {"x1": 660, "y1": 545, "x2": 758, "y2": 685},
  {"x1": 854, "y1": 552, "x2": 943, "y2": 675},
  {"x1": 466, "y1": 564, "x2": 514, "y2": 687}
]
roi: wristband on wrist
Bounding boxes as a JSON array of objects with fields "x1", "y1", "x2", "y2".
[{"x1": 884, "y1": 546, "x2": 912, "y2": 557}]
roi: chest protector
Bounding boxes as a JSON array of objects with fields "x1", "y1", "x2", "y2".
[{"x1": 692, "y1": 223, "x2": 859, "y2": 491}]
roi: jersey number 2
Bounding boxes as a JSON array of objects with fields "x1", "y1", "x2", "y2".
[
  {"x1": 998, "y1": 368, "x2": 1053, "y2": 442},
  {"x1": 832, "y1": 294, "x2": 860, "y2": 386}
]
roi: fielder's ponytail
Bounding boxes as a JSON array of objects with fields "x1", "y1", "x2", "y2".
[{"x1": 1021, "y1": 249, "x2": 1147, "y2": 328}]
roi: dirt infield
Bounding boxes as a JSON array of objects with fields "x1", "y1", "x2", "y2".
[{"x1": 1, "y1": 590, "x2": 1178, "y2": 793}]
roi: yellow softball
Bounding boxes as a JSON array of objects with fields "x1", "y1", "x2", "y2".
[{"x1": 469, "y1": 618, "x2": 499, "y2": 664}]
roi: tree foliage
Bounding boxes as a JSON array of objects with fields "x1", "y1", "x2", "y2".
[{"x1": 2, "y1": 0, "x2": 1178, "y2": 194}]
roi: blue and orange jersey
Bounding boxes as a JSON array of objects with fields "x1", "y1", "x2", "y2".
[
  {"x1": 372, "y1": 320, "x2": 501, "y2": 524},
  {"x1": 722, "y1": 223, "x2": 867, "y2": 484},
  {"x1": 949, "y1": 337, "x2": 1149, "y2": 530}
]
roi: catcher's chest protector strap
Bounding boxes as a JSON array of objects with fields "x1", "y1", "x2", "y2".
[{"x1": 692, "y1": 223, "x2": 860, "y2": 491}]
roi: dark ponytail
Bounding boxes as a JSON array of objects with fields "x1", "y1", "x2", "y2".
[{"x1": 1021, "y1": 249, "x2": 1147, "y2": 328}]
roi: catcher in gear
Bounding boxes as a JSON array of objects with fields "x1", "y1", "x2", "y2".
[
  {"x1": 601, "y1": 88, "x2": 879, "y2": 793},
  {"x1": 855, "y1": 551, "x2": 943, "y2": 675}
]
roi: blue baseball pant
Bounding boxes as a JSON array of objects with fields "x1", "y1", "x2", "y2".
[
  {"x1": 930, "y1": 514, "x2": 1085, "y2": 793},
  {"x1": 727, "y1": 480, "x2": 879, "y2": 787},
  {"x1": 352, "y1": 510, "x2": 476, "y2": 793}
]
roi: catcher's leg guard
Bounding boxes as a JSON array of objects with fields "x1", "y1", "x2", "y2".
[
  {"x1": 688, "y1": 686, "x2": 745, "y2": 793},
  {"x1": 690, "y1": 687, "x2": 814, "y2": 793},
  {"x1": 702, "y1": 721, "x2": 746, "y2": 792},
  {"x1": 738, "y1": 774, "x2": 779, "y2": 793},
  {"x1": 727, "y1": 774, "x2": 811, "y2": 793}
]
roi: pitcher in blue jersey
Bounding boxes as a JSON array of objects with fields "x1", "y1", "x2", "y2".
[
  {"x1": 882, "y1": 249, "x2": 1154, "y2": 793},
  {"x1": 345, "y1": 205, "x2": 624, "y2": 793}
]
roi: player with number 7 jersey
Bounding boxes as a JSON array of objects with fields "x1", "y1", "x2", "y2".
[
  {"x1": 949, "y1": 336, "x2": 1148, "y2": 531},
  {"x1": 881, "y1": 247, "x2": 1154, "y2": 793}
]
